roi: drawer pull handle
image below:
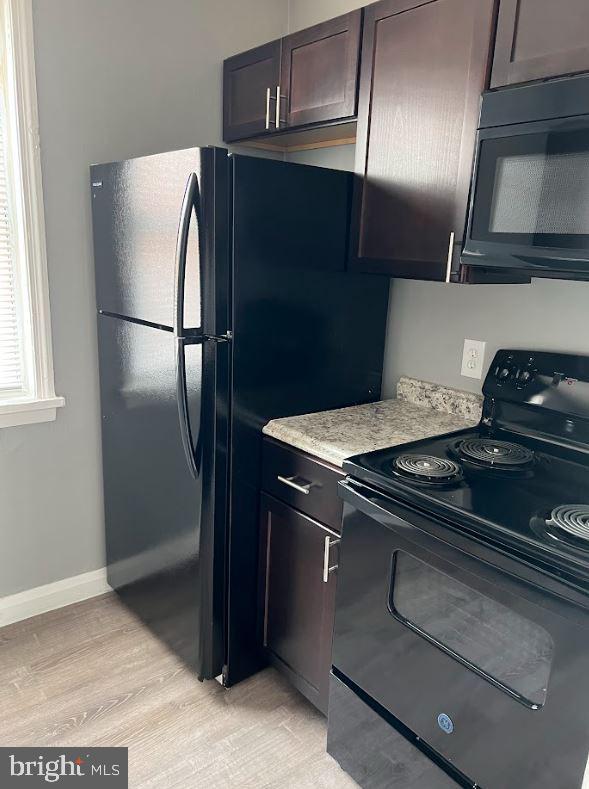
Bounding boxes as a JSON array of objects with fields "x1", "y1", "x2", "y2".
[
  {"x1": 323, "y1": 536, "x2": 341, "y2": 583},
  {"x1": 277, "y1": 475, "x2": 313, "y2": 495}
]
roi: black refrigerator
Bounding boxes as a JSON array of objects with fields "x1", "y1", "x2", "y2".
[{"x1": 90, "y1": 147, "x2": 388, "y2": 687}]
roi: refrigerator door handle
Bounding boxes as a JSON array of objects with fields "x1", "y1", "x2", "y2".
[
  {"x1": 174, "y1": 172, "x2": 203, "y2": 480},
  {"x1": 174, "y1": 171, "x2": 200, "y2": 338},
  {"x1": 176, "y1": 334, "x2": 204, "y2": 479}
]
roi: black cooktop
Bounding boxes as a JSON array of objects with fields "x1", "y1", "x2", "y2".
[{"x1": 343, "y1": 425, "x2": 589, "y2": 587}]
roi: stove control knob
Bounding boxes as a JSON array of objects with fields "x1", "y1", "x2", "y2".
[
  {"x1": 519, "y1": 369, "x2": 533, "y2": 385},
  {"x1": 497, "y1": 366, "x2": 511, "y2": 381}
]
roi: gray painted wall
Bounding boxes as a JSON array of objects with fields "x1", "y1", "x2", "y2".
[
  {"x1": 0, "y1": 0, "x2": 287, "y2": 598},
  {"x1": 286, "y1": 0, "x2": 589, "y2": 397},
  {"x1": 288, "y1": 0, "x2": 361, "y2": 28},
  {"x1": 383, "y1": 278, "x2": 589, "y2": 394}
]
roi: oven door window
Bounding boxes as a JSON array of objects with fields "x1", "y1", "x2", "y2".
[
  {"x1": 470, "y1": 127, "x2": 589, "y2": 249},
  {"x1": 389, "y1": 551, "x2": 554, "y2": 709}
]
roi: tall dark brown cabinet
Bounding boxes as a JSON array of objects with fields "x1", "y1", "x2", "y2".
[
  {"x1": 491, "y1": 0, "x2": 589, "y2": 88},
  {"x1": 349, "y1": 0, "x2": 496, "y2": 280}
]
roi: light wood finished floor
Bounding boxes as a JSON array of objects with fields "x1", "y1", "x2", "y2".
[{"x1": 0, "y1": 592, "x2": 356, "y2": 788}]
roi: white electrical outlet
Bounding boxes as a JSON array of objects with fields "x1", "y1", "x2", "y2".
[{"x1": 461, "y1": 339, "x2": 486, "y2": 380}]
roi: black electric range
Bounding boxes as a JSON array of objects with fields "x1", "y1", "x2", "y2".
[
  {"x1": 328, "y1": 349, "x2": 589, "y2": 789},
  {"x1": 343, "y1": 424, "x2": 589, "y2": 593}
]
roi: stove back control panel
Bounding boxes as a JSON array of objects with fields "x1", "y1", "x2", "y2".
[{"x1": 483, "y1": 349, "x2": 589, "y2": 422}]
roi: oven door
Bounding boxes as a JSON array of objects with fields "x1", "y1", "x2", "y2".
[
  {"x1": 334, "y1": 480, "x2": 589, "y2": 789},
  {"x1": 462, "y1": 116, "x2": 589, "y2": 277}
]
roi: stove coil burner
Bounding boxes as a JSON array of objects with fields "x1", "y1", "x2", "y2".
[
  {"x1": 393, "y1": 454, "x2": 462, "y2": 484},
  {"x1": 547, "y1": 505, "x2": 589, "y2": 544},
  {"x1": 456, "y1": 439, "x2": 534, "y2": 469}
]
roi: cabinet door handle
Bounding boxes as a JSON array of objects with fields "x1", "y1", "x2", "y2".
[
  {"x1": 323, "y1": 536, "x2": 341, "y2": 583},
  {"x1": 445, "y1": 231, "x2": 455, "y2": 283},
  {"x1": 275, "y1": 85, "x2": 281, "y2": 128},
  {"x1": 277, "y1": 475, "x2": 313, "y2": 494},
  {"x1": 265, "y1": 87, "x2": 271, "y2": 130}
]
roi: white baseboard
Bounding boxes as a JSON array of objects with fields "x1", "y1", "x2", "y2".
[{"x1": 0, "y1": 567, "x2": 111, "y2": 628}]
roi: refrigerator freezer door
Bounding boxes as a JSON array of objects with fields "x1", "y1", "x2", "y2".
[
  {"x1": 96, "y1": 314, "x2": 228, "y2": 679},
  {"x1": 91, "y1": 146, "x2": 229, "y2": 335}
]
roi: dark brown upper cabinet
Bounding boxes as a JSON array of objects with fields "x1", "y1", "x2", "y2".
[
  {"x1": 279, "y1": 11, "x2": 362, "y2": 130},
  {"x1": 349, "y1": 0, "x2": 496, "y2": 281},
  {"x1": 223, "y1": 40, "x2": 282, "y2": 143},
  {"x1": 222, "y1": 12, "x2": 362, "y2": 147},
  {"x1": 491, "y1": 0, "x2": 589, "y2": 89}
]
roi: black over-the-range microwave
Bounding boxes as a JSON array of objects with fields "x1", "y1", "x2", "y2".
[{"x1": 462, "y1": 73, "x2": 589, "y2": 279}]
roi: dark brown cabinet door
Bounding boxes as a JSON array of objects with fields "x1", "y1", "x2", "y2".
[
  {"x1": 350, "y1": 0, "x2": 496, "y2": 280},
  {"x1": 223, "y1": 40, "x2": 281, "y2": 142},
  {"x1": 491, "y1": 0, "x2": 589, "y2": 88},
  {"x1": 279, "y1": 11, "x2": 362, "y2": 130},
  {"x1": 259, "y1": 494, "x2": 338, "y2": 714}
]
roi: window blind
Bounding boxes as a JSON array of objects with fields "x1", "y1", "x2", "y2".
[
  {"x1": 0, "y1": 1, "x2": 61, "y2": 425},
  {"x1": 0, "y1": 80, "x2": 24, "y2": 393}
]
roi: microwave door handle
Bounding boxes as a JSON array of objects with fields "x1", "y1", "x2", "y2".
[{"x1": 174, "y1": 172, "x2": 202, "y2": 479}]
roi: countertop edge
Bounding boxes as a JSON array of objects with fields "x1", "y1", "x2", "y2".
[{"x1": 263, "y1": 398, "x2": 478, "y2": 469}]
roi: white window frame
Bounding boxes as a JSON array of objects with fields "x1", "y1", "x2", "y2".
[{"x1": 0, "y1": 0, "x2": 63, "y2": 427}]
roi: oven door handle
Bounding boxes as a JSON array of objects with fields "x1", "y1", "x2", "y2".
[
  {"x1": 339, "y1": 478, "x2": 502, "y2": 581},
  {"x1": 339, "y1": 478, "x2": 442, "y2": 547}
]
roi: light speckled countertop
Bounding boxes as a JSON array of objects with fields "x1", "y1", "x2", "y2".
[{"x1": 263, "y1": 377, "x2": 483, "y2": 468}]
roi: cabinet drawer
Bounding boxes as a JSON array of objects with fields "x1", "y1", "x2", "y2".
[{"x1": 262, "y1": 438, "x2": 344, "y2": 533}]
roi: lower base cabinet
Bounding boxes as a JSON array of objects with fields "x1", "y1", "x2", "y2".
[{"x1": 258, "y1": 493, "x2": 339, "y2": 714}]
